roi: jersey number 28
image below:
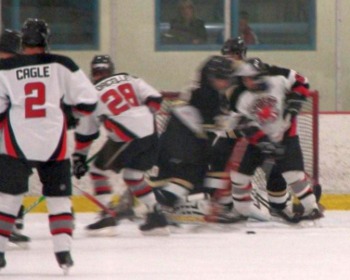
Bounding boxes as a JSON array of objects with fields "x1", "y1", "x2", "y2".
[{"x1": 101, "y1": 83, "x2": 138, "y2": 115}]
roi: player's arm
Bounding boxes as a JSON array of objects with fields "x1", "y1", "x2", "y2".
[
  {"x1": 283, "y1": 70, "x2": 312, "y2": 118},
  {"x1": 133, "y1": 77, "x2": 163, "y2": 113},
  {"x1": 72, "y1": 114, "x2": 100, "y2": 179},
  {"x1": 61, "y1": 60, "x2": 98, "y2": 117}
]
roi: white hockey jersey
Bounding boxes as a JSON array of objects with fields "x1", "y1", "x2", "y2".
[
  {"x1": 75, "y1": 73, "x2": 162, "y2": 142},
  {"x1": 0, "y1": 54, "x2": 98, "y2": 161},
  {"x1": 235, "y1": 75, "x2": 295, "y2": 142}
]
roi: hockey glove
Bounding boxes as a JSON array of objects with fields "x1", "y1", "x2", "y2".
[
  {"x1": 61, "y1": 103, "x2": 79, "y2": 130},
  {"x1": 284, "y1": 92, "x2": 306, "y2": 118},
  {"x1": 256, "y1": 141, "x2": 285, "y2": 159},
  {"x1": 72, "y1": 153, "x2": 89, "y2": 179}
]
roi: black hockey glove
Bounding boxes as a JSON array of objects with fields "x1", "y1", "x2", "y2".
[
  {"x1": 283, "y1": 92, "x2": 306, "y2": 118},
  {"x1": 256, "y1": 141, "x2": 285, "y2": 159},
  {"x1": 72, "y1": 153, "x2": 89, "y2": 179},
  {"x1": 61, "y1": 103, "x2": 79, "y2": 130}
]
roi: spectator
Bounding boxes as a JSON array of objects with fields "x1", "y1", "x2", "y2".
[
  {"x1": 163, "y1": 0, "x2": 207, "y2": 44},
  {"x1": 239, "y1": 11, "x2": 259, "y2": 45}
]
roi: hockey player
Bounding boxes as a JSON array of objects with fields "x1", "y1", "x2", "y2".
[
  {"x1": 225, "y1": 59, "x2": 323, "y2": 222},
  {"x1": 72, "y1": 55, "x2": 169, "y2": 236},
  {"x1": 0, "y1": 29, "x2": 31, "y2": 246},
  {"x1": 0, "y1": 18, "x2": 98, "y2": 271},
  {"x1": 150, "y1": 56, "x2": 247, "y2": 223},
  {"x1": 221, "y1": 37, "x2": 320, "y2": 221}
]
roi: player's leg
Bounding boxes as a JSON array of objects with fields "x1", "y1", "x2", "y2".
[
  {"x1": 121, "y1": 134, "x2": 169, "y2": 235},
  {"x1": 264, "y1": 164, "x2": 302, "y2": 222},
  {"x1": 230, "y1": 144, "x2": 271, "y2": 221},
  {"x1": 38, "y1": 159, "x2": 74, "y2": 271},
  {"x1": 280, "y1": 136, "x2": 323, "y2": 219},
  {"x1": 203, "y1": 135, "x2": 241, "y2": 222},
  {"x1": 0, "y1": 155, "x2": 31, "y2": 269},
  {"x1": 85, "y1": 139, "x2": 130, "y2": 235}
]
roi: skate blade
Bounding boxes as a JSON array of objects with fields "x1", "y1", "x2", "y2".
[
  {"x1": 141, "y1": 227, "x2": 170, "y2": 236},
  {"x1": 85, "y1": 227, "x2": 118, "y2": 237},
  {"x1": 7, "y1": 241, "x2": 30, "y2": 250},
  {"x1": 60, "y1": 265, "x2": 71, "y2": 275}
]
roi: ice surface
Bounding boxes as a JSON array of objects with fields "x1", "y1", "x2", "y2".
[{"x1": 2, "y1": 211, "x2": 350, "y2": 280}]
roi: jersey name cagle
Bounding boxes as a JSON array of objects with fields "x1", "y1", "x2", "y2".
[{"x1": 0, "y1": 53, "x2": 98, "y2": 161}]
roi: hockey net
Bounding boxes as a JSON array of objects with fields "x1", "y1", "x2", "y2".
[{"x1": 157, "y1": 90, "x2": 320, "y2": 189}]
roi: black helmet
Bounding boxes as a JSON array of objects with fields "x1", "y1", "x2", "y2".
[
  {"x1": 0, "y1": 29, "x2": 21, "y2": 54},
  {"x1": 21, "y1": 18, "x2": 50, "y2": 48},
  {"x1": 204, "y1": 55, "x2": 234, "y2": 80},
  {"x1": 91, "y1": 55, "x2": 115, "y2": 77},
  {"x1": 221, "y1": 36, "x2": 247, "y2": 59}
]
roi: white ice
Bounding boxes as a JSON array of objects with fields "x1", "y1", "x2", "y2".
[{"x1": 2, "y1": 211, "x2": 350, "y2": 280}]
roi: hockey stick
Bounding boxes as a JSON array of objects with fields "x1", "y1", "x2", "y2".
[
  {"x1": 22, "y1": 195, "x2": 46, "y2": 216},
  {"x1": 23, "y1": 152, "x2": 99, "y2": 216},
  {"x1": 72, "y1": 184, "x2": 116, "y2": 217}
]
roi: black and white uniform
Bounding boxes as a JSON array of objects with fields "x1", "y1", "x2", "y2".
[
  {"x1": 74, "y1": 73, "x2": 162, "y2": 210},
  {"x1": 0, "y1": 53, "x2": 98, "y2": 253},
  {"x1": 152, "y1": 66, "x2": 234, "y2": 208}
]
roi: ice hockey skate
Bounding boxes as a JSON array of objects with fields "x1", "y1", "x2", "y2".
[
  {"x1": 110, "y1": 189, "x2": 137, "y2": 223},
  {"x1": 299, "y1": 195, "x2": 324, "y2": 221},
  {"x1": 55, "y1": 251, "x2": 73, "y2": 275},
  {"x1": 9, "y1": 230, "x2": 31, "y2": 249},
  {"x1": 205, "y1": 202, "x2": 246, "y2": 224},
  {"x1": 85, "y1": 211, "x2": 117, "y2": 237},
  {"x1": 139, "y1": 205, "x2": 170, "y2": 236}
]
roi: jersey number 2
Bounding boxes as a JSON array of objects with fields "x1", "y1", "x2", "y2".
[{"x1": 25, "y1": 82, "x2": 46, "y2": 118}]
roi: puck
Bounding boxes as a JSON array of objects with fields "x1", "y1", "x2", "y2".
[{"x1": 246, "y1": 231, "x2": 256, "y2": 234}]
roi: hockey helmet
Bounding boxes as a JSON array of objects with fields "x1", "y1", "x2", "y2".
[
  {"x1": 221, "y1": 36, "x2": 247, "y2": 59},
  {"x1": 21, "y1": 18, "x2": 50, "y2": 48},
  {"x1": 90, "y1": 55, "x2": 115, "y2": 77},
  {"x1": 234, "y1": 57, "x2": 268, "y2": 77},
  {"x1": 0, "y1": 29, "x2": 21, "y2": 54},
  {"x1": 204, "y1": 55, "x2": 234, "y2": 80}
]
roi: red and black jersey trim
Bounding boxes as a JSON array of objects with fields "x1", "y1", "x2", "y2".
[
  {"x1": 75, "y1": 131, "x2": 100, "y2": 143},
  {"x1": 73, "y1": 102, "x2": 97, "y2": 115},
  {"x1": 48, "y1": 123, "x2": 67, "y2": 161},
  {"x1": 3, "y1": 118, "x2": 26, "y2": 159},
  {"x1": 145, "y1": 96, "x2": 162, "y2": 112},
  {"x1": 103, "y1": 118, "x2": 137, "y2": 142},
  {"x1": 0, "y1": 53, "x2": 79, "y2": 72}
]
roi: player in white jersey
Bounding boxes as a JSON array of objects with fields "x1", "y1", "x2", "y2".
[
  {"x1": 222, "y1": 37, "x2": 322, "y2": 221},
  {"x1": 72, "y1": 55, "x2": 170, "y2": 236},
  {"x1": 0, "y1": 29, "x2": 31, "y2": 246},
  {"x1": 225, "y1": 58, "x2": 323, "y2": 222},
  {"x1": 0, "y1": 18, "x2": 98, "y2": 272}
]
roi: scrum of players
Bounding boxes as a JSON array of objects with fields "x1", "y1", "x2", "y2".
[
  {"x1": 0, "y1": 18, "x2": 323, "y2": 273},
  {"x1": 76, "y1": 35, "x2": 323, "y2": 235}
]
